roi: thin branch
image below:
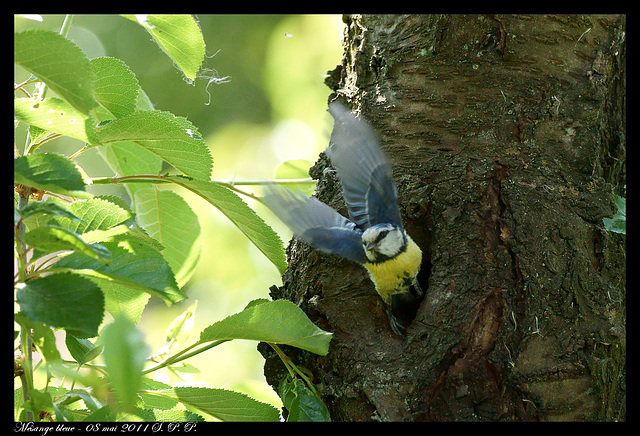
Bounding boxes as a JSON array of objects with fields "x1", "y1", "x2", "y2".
[
  {"x1": 27, "y1": 134, "x2": 63, "y2": 155},
  {"x1": 14, "y1": 79, "x2": 38, "y2": 97},
  {"x1": 69, "y1": 145, "x2": 92, "y2": 160},
  {"x1": 91, "y1": 174, "x2": 315, "y2": 201},
  {"x1": 92, "y1": 174, "x2": 313, "y2": 186},
  {"x1": 269, "y1": 343, "x2": 318, "y2": 395},
  {"x1": 141, "y1": 340, "x2": 230, "y2": 375},
  {"x1": 218, "y1": 178, "x2": 314, "y2": 186}
]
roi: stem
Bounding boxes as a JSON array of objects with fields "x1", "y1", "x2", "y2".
[
  {"x1": 14, "y1": 78, "x2": 38, "y2": 97},
  {"x1": 219, "y1": 178, "x2": 314, "y2": 201},
  {"x1": 91, "y1": 174, "x2": 313, "y2": 186},
  {"x1": 59, "y1": 360, "x2": 108, "y2": 376},
  {"x1": 224, "y1": 185, "x2": 261, "y2": 201},
  {"x1": 91, "y1": 175, "x2": 171, "y2": 185},
  {"x1": 269, "y1": 344, "x2": 296, "y2": 379},
  {"x1": 19, "y1": 328, "x2": 34, "y2": 421},
  {"x1": 15, "y1": 185, "x2": 32, "y2": 280},
  {"x1": 16, "y1": 192, "x2": 33, "y2": 420},
  {"x1": 58, "y1": 14, "x2": 74, "y2": 37},
  {"x1": 269, "y1": 343, "x2": 318, "y2": 395},
  {"x1": 69, "y1": 145, "x2": 91, "y2": 160},
  {"x1": 90, "y1": 174, "x2": 315, "y2": 201},
  {"x1": 27, "y1": 134, "x2": 62, "y2": 155},
  {"x1": 15, "y1": 227, "x2": 27, "y2": 283},
  {"x1": 217, "y1": 178, "x2": 314, "y2": 186},
  {"x1": 141, "y1": 339, "x2": 230, "y2": 375}
]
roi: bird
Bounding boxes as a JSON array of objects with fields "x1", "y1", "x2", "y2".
[{"x1": 263, "y1": 101, "x2": 423, "y2": 335}]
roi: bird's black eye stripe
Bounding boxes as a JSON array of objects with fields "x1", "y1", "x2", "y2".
[{"x1": 375, "y1": 230, "x2": 389, "y2": 243}]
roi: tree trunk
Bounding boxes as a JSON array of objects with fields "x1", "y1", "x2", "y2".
[{"x1": 264, "y1": 14, "x2": 625, "y2": 422}]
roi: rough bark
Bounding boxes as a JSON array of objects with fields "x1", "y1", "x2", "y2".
[{"x1": 263, "y1": 14, "x2": 625, "y2": 421}]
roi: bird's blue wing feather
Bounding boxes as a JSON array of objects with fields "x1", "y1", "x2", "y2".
[
  {"x1": 263, "y1": 185, "x2": 367, "y2": 264},
  {"x1": 326, "y1": 102, "x2": 403, "y2": 229}
]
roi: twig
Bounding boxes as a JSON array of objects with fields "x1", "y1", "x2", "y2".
[
  {"x1": 91, "y1": 175, "x2": 315, "y2": 201},
  {"x1": 14, "y1": 79, "x2": 38, "y2": 97},
  {"x1": 141, "y1": 340, "x2": 230, "y2": 375}
]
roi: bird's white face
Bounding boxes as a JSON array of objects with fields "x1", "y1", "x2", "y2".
[{"x1": 361, "y1": 224, "x2": 406, "y2": 262}]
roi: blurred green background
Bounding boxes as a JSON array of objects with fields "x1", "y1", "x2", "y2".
[{"x1": 15, "y1": 14, "x2": 344, "y2": 409}]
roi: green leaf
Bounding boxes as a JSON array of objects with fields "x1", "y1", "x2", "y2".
[
  {"x1": 138, "y1": 378, "x2": 178, "y2": 411},
  {"x1": 24, "y1": 225, "x2": 111, "y2": 262},
  {"x1": 156, "y1": 387, "x2": 281, "y2": 422},
  {"x1": 91, "y1": 57, "x2": 140, "y2": 119},
  {"x1": 31, "y1": 322, "x2": 63, "y2": 366},
  {"x1": 102, "y1": 315, "x2": 149, "y2": 411},
  {"x1": 84, "y1": 225, "x2": 164, "y2": 254},
  {"x1": 58, "y1": 388, "x2": 105, "y2": 413},
  {"x1": 166, "y1": 176, "x2": 287, "y2": 274},
  {"x1": 44, "y1": 363, "x2": 107, "y2": 400},
  {"x1": 53, "y1": 234, "x2": 185, "y2": 305},
  {"x1": 603, "y1": 194, "x2": 626, "y2": 235},
  {"x1": 27, "y1": 124, "x2": 52, "y2": 147},
  {"x1": 65, "y1": 334, "x2": 103, "y2": 365},
  {"x1": 100, "y1": 142, "x2": 163, "y2": 199},
  {"x1": 155, "y1": 409, "x2": 205, "y2": 422},
  {"x1": 134, "y1": 189, "x2": 201, "y2": 288},
  {"x1": 613, "y1": 193, "x2": 626, "y2": 215},
  {"x1": 162, "y1": 300, "x2": 198, "y2": 355},
  {"x1": 16, "y1": 273, "x2": 105, "y2": 338},
  {"x1": 82, "y1": 405, "x2": 117, "y2": 422},
  {"x1": 19, "y1": 200, "x2": 82, "y2": 221},
  {"x1": 15, "y1": 312, "x2": 62, "y2": 366},
  {"x1": 14, "y1": 97, "x2": 97, "y2": 144},
  {"x1": 274, "y1": 159, "x2": 315, "y2": 196},
  {"x1": 14, "y1": 152, "x2": 89, "y2": 198},
  {"x1": 199, "y1": 299, "x2": 332, "y2": 356},
  {"x1": 23, "y1": 390, "x2": 55, "y2": 417},
  {"x1": 97, "y1": 86, "x2": 162, "y2": 198},
  {"x1": 80, "y1": 224, "x2": 133, "y2": 244},
  {"x1": 100, "y1": 142, "x2": 163, "y2": 200},
  {"x1": 101, "y1": 142, "x2": 159, "y2": 171},
  {"x1": 53, "y1": 196, "x2": 133, "y2": 235},
  {"x1": 18, "y1": 197, "x2": 69, "y2": 234},
  {"x1": 102, "y1": 285, "x2": 151, "y2": 324},
  {"x1": 279, "y1": 377, "x2": 331, "y2": 422},
  {"x1": 14, "y1": 30, "x2": 97, "y2": 115},
  {"x1": 96, "y1": 110, "x2": 212, "y2": 180},
  {"x1": 123, "y1": 15, "x2": 205, "y2": 82},
  {"x1": 603, "y1": 217, "x2": 626, "y2": 234}
]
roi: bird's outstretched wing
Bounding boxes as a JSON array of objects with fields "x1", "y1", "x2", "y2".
[
  {"x1": 263, "y1": 185, "x2": 367, "y2": 264},
  {"x1": 326, "y1": 101, "x2": 402, "y2": 230}
]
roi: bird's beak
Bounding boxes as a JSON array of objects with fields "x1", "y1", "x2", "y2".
[{"x1": 365, "y1": 242, "x2": 375, "y2": 251}]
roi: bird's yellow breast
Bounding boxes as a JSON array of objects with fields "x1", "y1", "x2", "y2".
[{"x1": 363, "y1": 235, "x2": 422, "y2": 303}]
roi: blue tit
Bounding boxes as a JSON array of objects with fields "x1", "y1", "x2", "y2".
[{"x1": 264, "y1": 101, "x2": 423, "y2": 335}]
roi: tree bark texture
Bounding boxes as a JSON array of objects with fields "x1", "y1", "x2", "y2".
[{"x1": 263, "y1": 14, "x2": 625, "y2": 421}]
